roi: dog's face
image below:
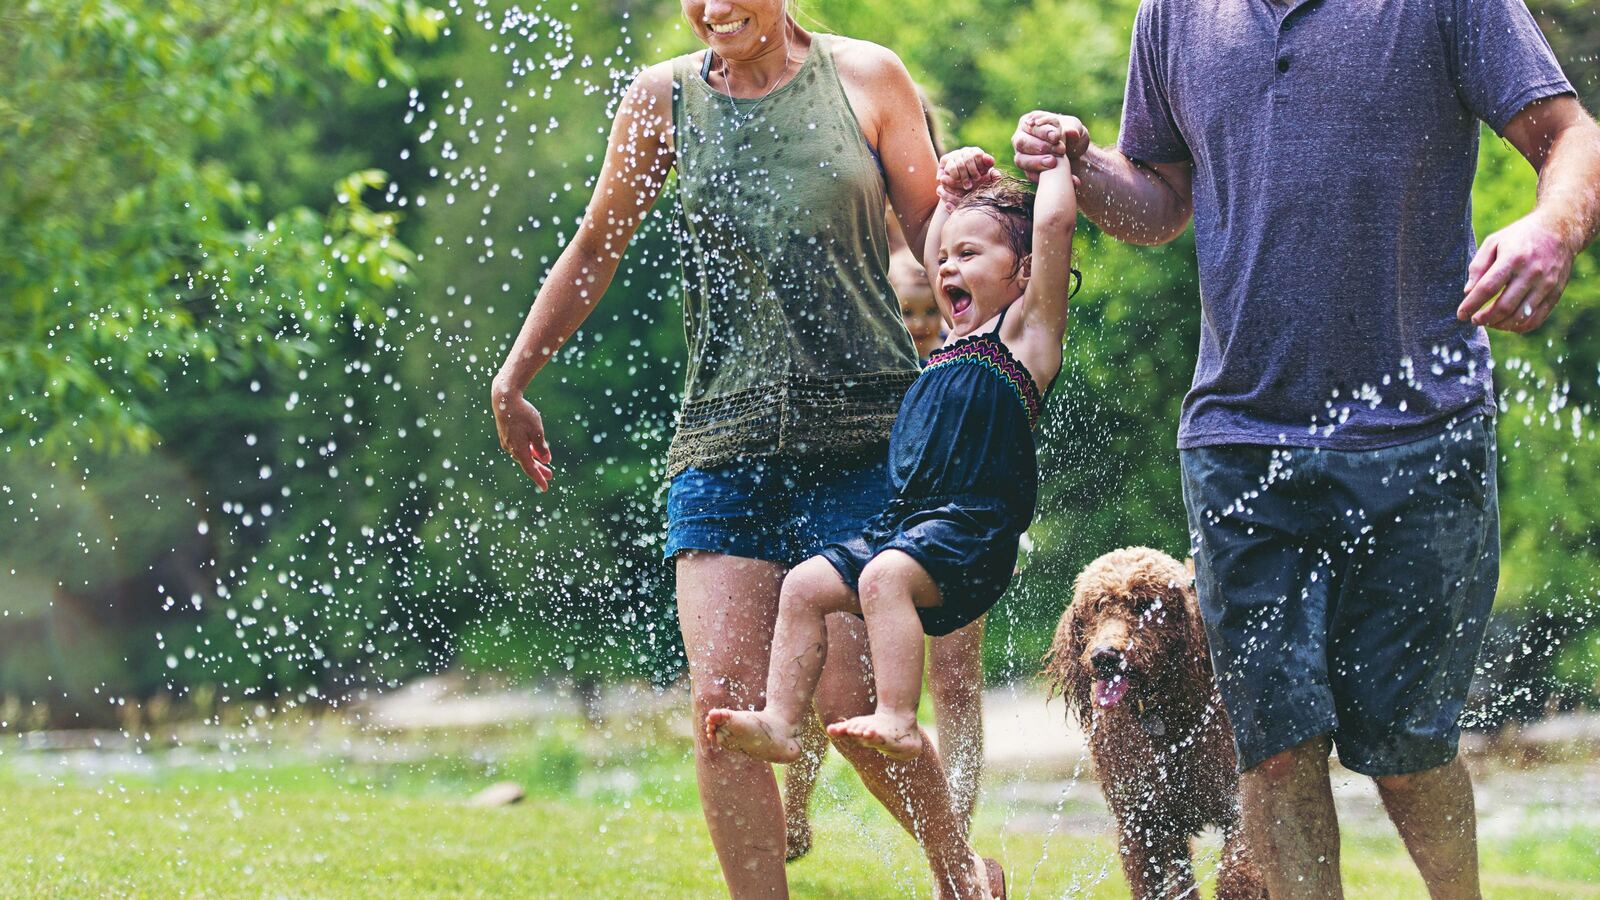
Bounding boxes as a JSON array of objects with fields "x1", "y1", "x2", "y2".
[{"x1": 1045, "y1": 548, "x2": 1209, "y2": 723}]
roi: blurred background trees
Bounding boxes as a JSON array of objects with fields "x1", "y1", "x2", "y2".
[{"x1": 2, "y1": 0, "x2": 1596, "y2": 725}]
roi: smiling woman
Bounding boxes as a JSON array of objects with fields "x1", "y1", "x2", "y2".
[{"x1": 488, "y1": 2, "x2": 1006, "y2": 897}]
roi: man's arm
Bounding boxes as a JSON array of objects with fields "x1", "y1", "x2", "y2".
[
  {"x1": 1013, "y1": 112, "x2": 1192, "y2": 247},
  {"x1": 1459, "y1": 95, "x2": 1600, "y2": 333}
]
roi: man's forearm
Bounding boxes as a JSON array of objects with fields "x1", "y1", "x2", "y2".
[
  {"x1": 1534, "y1": 117, "x2": 1600, "y2": 256},
  {"x1": 1074, "y1": 143, "x2": 1192, "y2": 247}
]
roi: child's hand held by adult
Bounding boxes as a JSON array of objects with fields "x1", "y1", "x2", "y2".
[
  {"x1": 1012, "y1": 111, "x2": 1088, "y2": 186},
  {"x1": 936, "y1": 147, "x2": 998, "y2": 208}
]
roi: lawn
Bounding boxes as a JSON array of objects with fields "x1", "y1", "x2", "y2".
[{"x1": 2, "y1": 718, "x2": 1596, "y2": 897}]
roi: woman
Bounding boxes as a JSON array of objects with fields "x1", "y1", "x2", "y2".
[{"x1": 491, "y1": 2, "x2": 998, "y2": 896}]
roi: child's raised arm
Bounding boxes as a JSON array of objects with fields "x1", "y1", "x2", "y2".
[{"x1": 1020, "y1": 152, "x2": 1079, "y2": 342}]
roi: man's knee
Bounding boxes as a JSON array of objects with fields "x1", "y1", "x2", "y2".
[
  {"x1": 1243, "y1": 735, "x2": 1332, "y2": 783},
  {"x1": 1373, "y1": 757, "x2": 1460, "y2": 796}
]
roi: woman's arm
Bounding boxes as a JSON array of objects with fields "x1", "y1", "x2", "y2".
[
  {"x1": 491, "y1": 63, "x2": 675, "y2": 488},
  {"x1": 834, "y1": 40, "x2": 941, "y2": 254}
]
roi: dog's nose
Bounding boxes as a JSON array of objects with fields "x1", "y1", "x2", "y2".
[{"x1": 1090, "y1": 647, "x2": 1124, "y2": 676}]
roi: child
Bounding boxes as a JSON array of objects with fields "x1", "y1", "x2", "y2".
[
  {"x1": 705, "y1": 143, "x2": 1078, "y2": 766},
  {"x1": 891, "y1": 243, "x2": 945, "y2": 363}
]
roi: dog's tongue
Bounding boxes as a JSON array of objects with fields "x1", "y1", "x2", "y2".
[{"x1": 1093, "y1": 677, "x2": 1128, "y2": 708}]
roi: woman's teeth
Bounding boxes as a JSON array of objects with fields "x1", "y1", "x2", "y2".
[{"x1": 708, "y1": 19, "x2": 748, "y2": 35}]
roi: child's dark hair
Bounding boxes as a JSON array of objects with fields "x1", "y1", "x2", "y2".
[{"x1": 952, "y1": 176, "x2": 1035, "y2": 279}]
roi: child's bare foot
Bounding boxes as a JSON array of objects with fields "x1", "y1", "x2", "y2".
[
  {"x1": 705, "y1": 709, "x2": 803, "y2": 763},
  {"x1": 826, "y1": 713, "x2": 923, "y2": 761}
]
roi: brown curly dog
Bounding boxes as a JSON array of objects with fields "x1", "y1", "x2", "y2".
[{"x1": 1044, "y1": 547, "x2": 1266, "y2": 900}]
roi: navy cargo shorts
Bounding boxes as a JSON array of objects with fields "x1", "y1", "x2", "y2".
[{"x1": 1180, "y1": 416, "x2": 1499, "y2": 776}]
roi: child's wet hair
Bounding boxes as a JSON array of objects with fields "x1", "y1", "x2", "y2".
[{"x1": 952, "y1": 176, "x2": 1035, "y2": 278}]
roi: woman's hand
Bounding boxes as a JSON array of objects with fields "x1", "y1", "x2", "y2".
[
  {"x1": 936, "y1": 147, "x2": 999, "y2": 209},
  {"x1": 492, "y1": 380, "x2": 554, "y2": 491}
]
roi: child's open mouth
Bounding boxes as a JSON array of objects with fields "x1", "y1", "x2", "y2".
[{"x1": 945, "y1": 286, "x2": 972, "y2": 318}]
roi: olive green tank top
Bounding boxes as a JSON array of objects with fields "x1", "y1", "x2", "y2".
[{"x1": 666, "y1": 34, "x2": 919, "y2": 477}]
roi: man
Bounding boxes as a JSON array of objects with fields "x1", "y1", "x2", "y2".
[{"x1": 1013, "y1": 0, "x2": 1600, "y2": 896}]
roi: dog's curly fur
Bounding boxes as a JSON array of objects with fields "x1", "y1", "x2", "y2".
[{"x1": 1044, "y1": 547, "x2": 1266, "y2": 900}]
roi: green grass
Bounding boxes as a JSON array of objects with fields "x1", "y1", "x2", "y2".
[{"x1": 2, "y1": 721, "x2": 1597, "y2": 897}]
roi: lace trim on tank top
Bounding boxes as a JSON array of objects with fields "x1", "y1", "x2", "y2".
[
  {"x1": 666, "y1": 369, "x2": 918, "y2": 475},
  {"x1": 923, "y1": 330, "x2": 1046, "y2": 429}
]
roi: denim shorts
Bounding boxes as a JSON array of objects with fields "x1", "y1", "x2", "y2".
[
  {"x1": 1180, "y1": 416, "x2": 1499, "y2": 776},
  {"x1": 663, "y1": 452, "x2": 893, "y2": 567}
]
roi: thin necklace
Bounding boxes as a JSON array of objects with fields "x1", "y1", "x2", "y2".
[{"x1": 717, "y1": 26, "x2": 793, "y2": 130}]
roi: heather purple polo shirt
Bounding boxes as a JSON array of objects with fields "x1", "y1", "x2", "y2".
[{"x1": 1119, "y1": 0, "x2": 1573, "y2": 449}]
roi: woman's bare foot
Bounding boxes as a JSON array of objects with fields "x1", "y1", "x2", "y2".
[
  {"x1": 705, "y1": 709, "x2": 803, "y2": 763},
  {"x1": 930, "y1": 849, "x2": 993, "y2": 900},
  {"x1": 826, "y1": 712, "x2": 923, "y2": 761},
  {"x1": 982, "y1": 855, "x2": 1006, "y2": 899}
]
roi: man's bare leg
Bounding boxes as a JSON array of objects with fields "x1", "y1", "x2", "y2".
[
  {"x1": 1375, "y1": 757, "x2": 1482, "y2": 900},
  {"x1": 676, "y1": 552, "x2": 791, "y2": 898},
  {"x1": 707, "y1": 558, "x2": 857, "y2": 762},
  {"x1": 927, "y1": 616, "x2": 985, "y2": 837},
  {"x1": 1239, "y1": 736, "x2": 1344, "y2": 899}
]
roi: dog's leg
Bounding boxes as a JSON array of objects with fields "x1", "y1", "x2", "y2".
[
  {"x1": 1215, "y1": 823, "x2": 1269, "y2": 900},
  {"x1": 1115, "y1": 816, "x2": 1196, "y2": 900}
]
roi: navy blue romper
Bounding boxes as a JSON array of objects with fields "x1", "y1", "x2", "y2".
[{"x1": 821, "y1": 304, "x2": 1049, "y2": 636}]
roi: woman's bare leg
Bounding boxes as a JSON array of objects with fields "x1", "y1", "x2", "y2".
[
  {"x1": 927, "y1": 616, "x2": 985, "y2": 838},
  {"x1": 813, "y1": 561, "x2": 991, "y2": 899},
  {"x1": 707, "y1": 558, "x2": 858, "y2": 762},
  {"x1": 676, "y1": 551, "x2": 790, "y2": 898}
]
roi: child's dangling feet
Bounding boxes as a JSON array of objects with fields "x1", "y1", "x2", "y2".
[
  {"x1": 827, "y1": 711, "x2": 924, "y2": 761},
  {"x1": 705, "y1": 709, "x2": 805, "y2": 763}
]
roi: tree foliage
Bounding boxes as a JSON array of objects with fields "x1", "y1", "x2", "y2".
[{"x1": 2, "y1": 0, "x2": 1597, "y2": 718}]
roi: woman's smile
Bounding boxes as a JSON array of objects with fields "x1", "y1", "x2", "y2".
[{"x1": 707, "y1": 18, "x2": 750, "y2": 36}]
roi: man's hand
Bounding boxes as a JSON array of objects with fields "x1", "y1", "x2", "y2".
[
  {"x1": 936, "y1": 147, "x2": 999, "y2": 209},
  {"x1": 1013, "y1": 111, "x2": 1091, "y2": 184},
  {"x1": 1458, "y1": 213, "x2": 1576, "y2": 333}
]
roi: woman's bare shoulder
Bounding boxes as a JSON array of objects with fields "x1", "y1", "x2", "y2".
[
  {"x1": 622, "y1": 58, "x2": 682, "y2": 106},
  {"x1": 826, "y1": 35, "x2": 910, "y2": 81}
]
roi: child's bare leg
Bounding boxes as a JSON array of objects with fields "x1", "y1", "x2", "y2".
[
  {"x1": 816, "y1": 612, "x2": 994, "y2": 899},
  {"x1": 927, "y1": 616, "x2": 985, "y2": 838},
  {"x1": 707, "y1": 557, "x2": 858, "y2": 762},
  {"x1": 827, "y1": 549, "x2": 940, "y2": 762},
  {"x1": 781, "y1": 713, "x2": 829, "y2": 861}
]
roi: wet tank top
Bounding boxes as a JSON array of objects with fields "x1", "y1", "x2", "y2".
[{"x1": 667, "y1": 34, "x2": 919, "y2": 477}]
